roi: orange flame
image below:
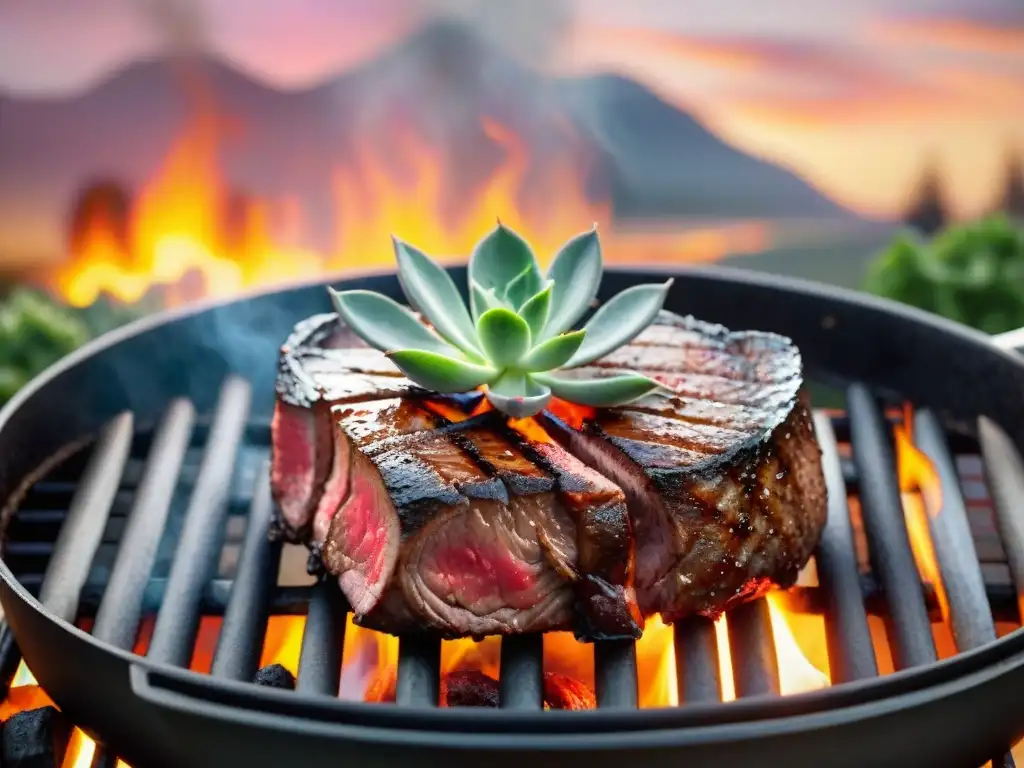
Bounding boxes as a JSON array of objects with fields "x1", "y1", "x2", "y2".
[
  {"x1": 893, "y1": 408, "x2": 949, "y2": 623},
  {"x1": 46, "y1": 109, "x2": 771, "y2": 308}
]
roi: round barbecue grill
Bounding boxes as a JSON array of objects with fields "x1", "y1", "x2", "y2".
[{"x1": 1, "y1": 265, "x2": 1024, "y2": 768}]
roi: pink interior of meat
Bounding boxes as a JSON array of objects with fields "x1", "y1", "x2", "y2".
[
  {"x1": 332, "y1": 460, "x2": 399, "y2": 615},
  {"x1": 426, "y1": 542, "x2": 538, "y2": 610},
  {"x1": 270, "y1": 401, "x2": 316, "y2": 531},
  {"x1": 312, "y1": 434, "x2": 351, "y2": 546},
  {"x1": 403, "y1": 501, "x2": 576, "y2": 634}
]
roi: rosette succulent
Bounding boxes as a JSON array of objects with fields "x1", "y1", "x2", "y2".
[{"x1": 328, "y1": 223, "x2": 673, "y2": 418}]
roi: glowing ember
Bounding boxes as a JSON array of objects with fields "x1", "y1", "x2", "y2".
[{"x1": 45, "y1": 109, "x2": 770, "y2": 308}]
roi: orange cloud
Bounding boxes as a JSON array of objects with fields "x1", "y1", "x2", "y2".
[
  {"x1": 548, "y1": 19, "x2": 1023, "y2": 219},
  {"x1": 870, "y1": 17, "x2": 1024, "y2": 58}
]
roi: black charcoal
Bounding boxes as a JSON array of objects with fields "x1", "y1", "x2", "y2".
[
  {"x1": 253, "y1": 664, "x2": 295, "y2": 690},
  {"x1": 2, "y1": 706, "x2": 72, "y2": 768}
]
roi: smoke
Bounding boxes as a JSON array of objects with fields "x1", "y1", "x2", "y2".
[
  {"x1": 421, "y1": 0, "x2": 574, "y2": 67},
  {"x1": 326, "y1": 0, "x2": 584, "y2": 198},
  {"x1": 129, "y1": 0, "x2": 207, "y2": 57}
]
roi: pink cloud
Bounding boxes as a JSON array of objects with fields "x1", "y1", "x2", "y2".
[{"x1": 0, "y1": 0, "x2": 423, "y2": 95}]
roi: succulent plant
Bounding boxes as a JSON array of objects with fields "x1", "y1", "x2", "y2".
[{"x1": 328, "y1": 223, "x2": 673, "y2": 418}]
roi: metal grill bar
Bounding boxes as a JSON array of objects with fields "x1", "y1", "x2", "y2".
[
  {"x1": 396, "y1": 636, "x2": 441, "y2": 706},
  {"x1": 812, "y1": 411, "x2": 877, "y2": 683},
  {"x1": 296, "y1": 581, "x2": 346, "y2": 696},
  {"x1": 727, "y1": 599, "x2": 780, "y2": 697},
  {"x1": 148, "y1": 377, "x2": 252, "y2": 667},
  {"x1": 499, "y1": 635, "x2": 543, "y2": 709},
  {"x1": 846, "y1": 384, "x2": 937, "y2": 669},
  {"x1": 211, "y1": 463, "x2": 282, "y2": 681},
  {"x1": 593, "y1": 640, "x2": 638, "y2": 709},
  {"x1": 913, "y1": 411, "x2": 997, "y2": 649},
  {"x1": 673, "y1": 616, "x2": 721, "y2": 703},
  {"x1": 4, "y1": 416, "x2": 132, "y2": 768},
  {"x1": 92, "y1": 399, "x2": 195, "y2": 648},
  {"x1": 39, "y1": 412, "x2": 134, "y2": 623},
  {"x1": 64, "y1": 580, "x2": 312, "y2": 616},
  {"x1": 978, "y1": 417, "x2": 1024, "y2": 621},
  {"x1": 916, "y1": 413, "x2": 1016, "y2": 768}
]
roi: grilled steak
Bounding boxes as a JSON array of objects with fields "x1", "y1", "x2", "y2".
[
  {"x1": 271, "y1": 308, "x2": 826, "y2": 636},
  {"x1": 271, "y1": 313, "x2": 440, "y2": 541},
  {"x1": 539, "y1": 311, "x2": 826, "y2": 621},
  {"x1": 320, "y1": 402, "x2": 640, "y2": 639}
]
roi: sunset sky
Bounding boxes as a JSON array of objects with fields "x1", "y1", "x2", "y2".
[{"x1": 1, "y1": 0, "x2": 1022, "y2": 219}]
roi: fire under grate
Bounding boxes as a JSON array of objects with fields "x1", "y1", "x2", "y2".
[{"x1": 3, "y1": 375, "x2": 1024, "y2": 767}]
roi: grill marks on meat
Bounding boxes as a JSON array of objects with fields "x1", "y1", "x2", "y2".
[
  {"x1": 508, "y1": 432, "x2": 642, "y2": 639},
  {"x1": 271, "y1": 313, "x2": 434, "y2": 541},
  {"x1": 540, "y1": 312, "x2": 826, "y2": 621},
  {"x1": 325, "y1": 416, "x2": 580, "y2": 637},
  {"x1": 383, "y1": 430, "x2": 575, "y2": 636},
  {"x1": 315, "y1": 399, "x2": 640, "y2": 638}
]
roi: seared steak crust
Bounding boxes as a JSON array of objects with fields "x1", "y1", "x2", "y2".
[
  {"x1": 326, "y1": 413, "x2": 574, "y2": 637},
  {"x1": 540, "y1": 311, "x2": 826, "y2": 620},
  {"x1": 322, "y1": 405, "x2": 640, "y2": 639},
  {"x1": 271, "y1": 313, "x2": 478, "y2": 541}
]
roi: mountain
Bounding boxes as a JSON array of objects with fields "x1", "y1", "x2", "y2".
[
  {"x1": 0, "y1": 20, "x2": 858, "y2": 261},
  {"x1": 556, "y1": 73, "x2": 850, "y2": 218}
]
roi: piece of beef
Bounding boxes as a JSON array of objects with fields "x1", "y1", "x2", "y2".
[
  {"x1": 504, "y1": 421, "x2": 642, "y2": 639},
  {"x1": 271, "y1": 313, "x2": 426, "y2": 541},
  {"x1": 540, "y1": 311, "x2": 826, "y2": 622},
  {"x1": 319, "y1": 404, "x2": 639, "y2": 639},
  {"x1": 323, "y1": 414, "x2": 576, "y2": 636}
]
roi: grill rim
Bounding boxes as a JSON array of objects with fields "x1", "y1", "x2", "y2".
[
  {"x1": 1, "y1": 264, "x2": 1024, "y2": 759},
  {"x1": 2, "y1": 581, "x2": 1024, "y2": 734}
]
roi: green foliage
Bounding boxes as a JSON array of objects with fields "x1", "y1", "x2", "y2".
[
  {"x1": 0, "y1": 288, "x2": 91, "y2": 402},
  {"x1": 0, "y1": 287, "x2": 153, "y2": 404},
  {"x1": 864, "y1": 215, "x2": 1024, "y2": 334},
  {"x1": 330, "y1": 223, "x2": 672, "y2": 418}
]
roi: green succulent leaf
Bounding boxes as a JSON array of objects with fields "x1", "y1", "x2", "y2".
[
  {"x1": 468, "y1": 222, "x2": 542, "y2": 318},
  {"x1": 505, "y1": 264, "x2": 542, "y2": 309},
  {"x1": 485, "y1": 371, "x2": 553, "y2": 419},
  {"x1": 542, "y1": 226, "x2": 603, "y2": 340},
  {"x1": 520, "y1": 329, "x2": 586, "y2": 372},
  {"x1": 518, "y1": 284, "x2": 553, "y2": 340},
  {"x1": 566, "y1": 280, "x2": 674, "y2": 368},
  {"x1": 328, "y1": 288, "x2": 463, "y2": 358},
  {"x1": 387, "y1": 349, "x2": 498, "y2": 393},
  {"x1": 476, "y1": 307, "x2": 532, "y2": 367},
  {"x1": 533, "y1": 371, "x2": 665, "y2": 407},
  {"x1": 470, "y1": 281, "x2": 510, "y2": 315},
  {"x1": 393, "y1": 237, "x2": 482, "y2": 355}
]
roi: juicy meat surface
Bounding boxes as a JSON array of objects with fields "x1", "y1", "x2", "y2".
[
  {"x1": 270, "y1": 313, "x2": 430, "y2": 540},
  {"x1": 540, "y1": 311, "x2": 826, "y2": 620},
  {"x1": 271, "y1": 309, "x2": 826, "y2": 636},
  {"x1": 320, "y1": 403, "x2": 639, "y2": 639}
]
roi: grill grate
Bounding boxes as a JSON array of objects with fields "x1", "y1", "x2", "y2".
[{"x1": 4, "y1": 374, "x2": 1024, "y2": 767}]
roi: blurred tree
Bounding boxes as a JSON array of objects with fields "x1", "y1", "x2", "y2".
[
  {"x1": 865, "y1": 216, "x2": 1024, "y2": 334},
  {"x1": 0, "y1": 289, "x2": 91, "y2": 402},
  {"x1": 903, "y1": 158, "x2": 948, "y2": 236},
  {"x1": 999, "y1": 148, "x2": 1024, "y2": 221}
]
